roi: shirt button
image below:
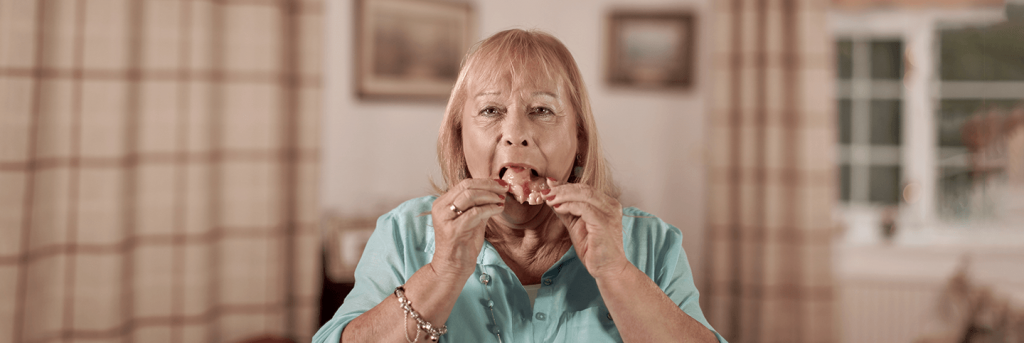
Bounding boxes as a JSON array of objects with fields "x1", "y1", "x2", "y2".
[
  {"x1": 607, "y1": 313, "x2": 613, "y2": 320},
  {"x1": 479, "y1": 273, "x2": 491, "y2": 285},
  {"x1": 535, "y1": 312, "x2": 546, "y2": 320},
  {"x1": 542, "y1": 278, "x2": 553, "y2": 286}
]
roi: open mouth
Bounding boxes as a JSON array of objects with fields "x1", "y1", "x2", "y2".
[
  {"x1": 499, "y1": 166, "x2": 548, "y2": 205},
  {"x1": 498, "y1": 166, "x2": 540, "y2": 179}
]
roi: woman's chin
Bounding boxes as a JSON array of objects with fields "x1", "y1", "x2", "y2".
[{"x1": 495, "y1": 197, "x2": 546, "y2": 226}]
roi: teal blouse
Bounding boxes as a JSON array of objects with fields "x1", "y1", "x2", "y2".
[{"x1": 313, "y1": 196, "x2": 727, "y2": 343}]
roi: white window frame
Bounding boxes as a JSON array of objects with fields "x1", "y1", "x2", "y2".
[{"x1": 828, "y1": 7, "x2": 1023, "y2": 246}]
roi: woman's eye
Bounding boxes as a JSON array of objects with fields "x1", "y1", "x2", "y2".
[
  {"x1": 480, "y1": 107, "x2": 503, "y2": 117},
  {"x1": 531, "y1": 107, "x2": 554, "y2": 116}
]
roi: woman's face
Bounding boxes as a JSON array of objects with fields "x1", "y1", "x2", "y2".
[{"x1": 461, "y1": 69, "x2": 578, "y2": 219}]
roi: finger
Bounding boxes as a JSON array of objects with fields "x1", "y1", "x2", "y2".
[
  {"x1": 436, "y1": 178, "x2": 508, "y2": 219},
  {"x1": 545, "y1": 184, "x2": 620, "y2": 218},
  {"x1": 550, "y1": 200, "x2": 611, "y2": 229},
  {"x1": 545, "y1": 177, "x2": 596, "y2": 243},
  {"x1": 554, "y1": 209, "x2": 586, "y2": 247},
  {"x1": 545, "y1": 183, "x2": 613, "y2": 207},
  {"x1": 450, "y1": 178, "x2": 509, "y2": 195},
  {"x1": 449, "y1": 189, "x2": 506, "y2": 218},
  {"x1": 545, "y1": 177, "x2": 561, "y2": 190},
  {"x1": 436, "y1": 204, "x2": 503, "y2": 249},
  {"x1": 451, "y1": 203, "x2": 505, "y2": 229}
]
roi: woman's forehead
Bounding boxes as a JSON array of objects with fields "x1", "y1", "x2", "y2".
[
  {"x1": 469, "y1": 75, "x2": 562, "y2": 97},
  {"x1": 466, "y1": 63, "x2": 567, "y2": 98}
]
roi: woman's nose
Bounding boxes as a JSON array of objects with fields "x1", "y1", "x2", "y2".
[
  {"x1": 502, "y1": 111, "x2": 531, "y2": 147},
  {"x1": 505, "y1": 138, "x2": 528, "y2": 146}
]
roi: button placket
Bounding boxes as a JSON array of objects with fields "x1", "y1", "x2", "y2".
[
  {"x1": 533, "y1": 277, "x2": 548, "y2": 322},
  {"x1": 533, "y1": 278, "x2": 550, "y2": 322},
  {"x1": 478, "y1": 259, "x2": 505, "y2": 343}
]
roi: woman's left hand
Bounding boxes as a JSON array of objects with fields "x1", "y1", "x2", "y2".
[{"x1": 544, "y1": 178, "x2": 630, "y2": 280}]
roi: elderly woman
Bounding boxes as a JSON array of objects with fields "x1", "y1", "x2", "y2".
[{"x1": 314, "y1": 29, "x2": 725, "y2": 343}]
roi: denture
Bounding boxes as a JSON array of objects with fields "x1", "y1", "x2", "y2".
[{"x1": 500, "y1": 166, "x2": 549, "y2": 205}]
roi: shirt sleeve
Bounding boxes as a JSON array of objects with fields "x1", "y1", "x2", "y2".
[
  {"x1": 312, "y1": 212, "x2": 410, "y2": 343},
  {"x1": 655, "y1": 224, "x2": 729, "y2": 343}
]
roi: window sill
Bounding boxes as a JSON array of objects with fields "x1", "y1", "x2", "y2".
[{"x1": 836, "y1": 230, "x2": 1024, "y2": 305}]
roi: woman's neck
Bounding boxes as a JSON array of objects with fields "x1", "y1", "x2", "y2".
[{"x1": 485, "y1": 207, "x2": 572, "y2": 285}]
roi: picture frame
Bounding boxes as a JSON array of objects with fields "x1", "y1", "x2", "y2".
[
  {"x1": 606, "y1": 10, "x2": 696, "y2": 89},
  {"x1": 356, "y1": 0, "x2": 474, "y2": 100}
]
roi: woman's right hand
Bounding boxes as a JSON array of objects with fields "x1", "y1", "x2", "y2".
[{"x1": 428, "y1": 178, "x2": 508, "y2": 281}]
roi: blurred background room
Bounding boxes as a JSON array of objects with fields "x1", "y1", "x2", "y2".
[{"x1": 1, "y1": 0, "x2": 1022, "y2": 342}]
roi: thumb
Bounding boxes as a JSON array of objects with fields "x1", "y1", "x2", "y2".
[
  {"x1": 552, "y1": 210, "x2": 585, "y2": 248},
  {"x1": 546, "y1": 177, "x2": 581, "y2": 241},
  {"x1": 563, "y1": 215, "x2": 587, "y2": 248}
]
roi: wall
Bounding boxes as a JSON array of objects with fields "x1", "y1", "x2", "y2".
[
  {"x1": 321, "y1": 0, "x2": 713, "y2": 281},
  {"x1": 837, "y1": 244, "x2": 1024, "y2": 343}
]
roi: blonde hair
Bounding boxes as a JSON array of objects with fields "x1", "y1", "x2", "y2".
[{"x1": 435, "y1": 29, "x2": 619, "y2": 199}]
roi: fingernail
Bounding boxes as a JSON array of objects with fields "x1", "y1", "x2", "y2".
[
  {"x1": 498, "y1": 202, "x2": 505, "y2": 206},
  {"x1": 553, "y1": 203, "x2": 561, "y2": 208},
  {"x1": 547, "y1": 177, "x2": 556, "y2": 182},
  {"x1": 498, "y1": 194, "x2": 505, "y2": 200},
  {"x1": 541, "y1": 189, "x2": 550, "y2": 195},
  {"x1": 545, "y1": 195, "x2": 555, "y2": 201},
  {"x1": 495, "y1": 179, "x2": 508, "y2": 187}
]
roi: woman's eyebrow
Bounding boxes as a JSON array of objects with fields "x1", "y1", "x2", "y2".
[
  {"x1": 474, "y1": 90, "x2": 557, "y2": 100},
  {"x1": 531, "y1": 91, "x2": 557, "y2": 99},
  {"x1": 475, "y1": 91, "x2": 501, "y2": 98}
]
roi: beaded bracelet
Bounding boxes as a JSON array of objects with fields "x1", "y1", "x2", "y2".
[{"x1": 394, "y1": 285, "x2": 448, "y2": 342}]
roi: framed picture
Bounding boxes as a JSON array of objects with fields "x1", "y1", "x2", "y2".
[
  {"x1": 356, "y1": 0, "x2": 474, "y2": 99},
  {"x1": 607, "y1": 10, "x2": 696, "y2": 89}
]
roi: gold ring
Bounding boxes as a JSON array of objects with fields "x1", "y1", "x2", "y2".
[{"x1": 449, "y1": 204, "x2": 465, "y2": 217}]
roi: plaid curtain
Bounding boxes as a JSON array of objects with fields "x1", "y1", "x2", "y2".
[
  {"x1": 703, "y1": 0, "x2": 836, "y2": 342},
  {"x1": 0, "y1": 0, "x2": 323, "y2": 342}
]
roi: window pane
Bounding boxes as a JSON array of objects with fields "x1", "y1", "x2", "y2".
[
  {"x1": 938, "y1": 99, "x2": 1021, "y2": 148},
  {"x1": 840, "y1": 164, "x2": 851, "y2": 202},
  {"x1": 869, "y1": 166, "x2": 901, "y2": 204},
  {"x1": 837, "y1": 40, "x2": 853, "y2": 79},
  {"x1": 870, "y1": 40, "x2": 902, "y2": 80},
  {"x1": 937, "y1": 167, "x2": 973, "y2": 219},
  {"x1": 870, "y1": 100, "x2": 901, "y2": 145},
  {"x1": 940, "y1": 22, "x2": 1024, "y2": 81},
  {"x1": 938, "y1": 100, "x2": 976, "y2": 148},
  {"x1": 838, "y1": 99, "x2": 852, "y2": 144}
]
